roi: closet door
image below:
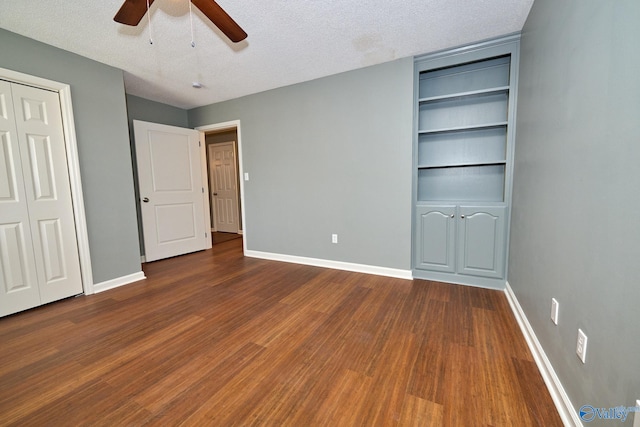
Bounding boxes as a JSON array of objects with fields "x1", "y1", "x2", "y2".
[
  {"x1": 0, "y1": 81, "x2": 83, "y2": 316},
  {"x1": 0, "y1": 80, "x2": 42, "y2": 315}
]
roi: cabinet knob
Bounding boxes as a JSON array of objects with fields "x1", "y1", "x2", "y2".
[
  {"x1": 450, "y1": 214, "x2": 454, "y2": 218},
  {"x1": 460, "y1": 215, "x2": 465, "y2": 219},
  {"x1": 142, "y1": 197, "x2": 149, "y2": 203}
]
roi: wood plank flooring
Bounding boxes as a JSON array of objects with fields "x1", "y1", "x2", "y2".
[
  {"x1": 212, "y1": 232, "x2": 243, "y2": 245},
  {"x1": 0, "y1": 238, "x2": 563, "y2": 426}
]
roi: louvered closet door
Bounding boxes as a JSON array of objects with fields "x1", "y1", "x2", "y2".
[{"x1": 0, "y1": 81, "x2": 82, "y2": 317}]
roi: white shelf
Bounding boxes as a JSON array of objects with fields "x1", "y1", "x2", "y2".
[
  {"x1": 418, "y1": 122, "x2": 508, "y2": 135},
  {"x1": 418, "y1": 86, "x2": 509, "y2": 104},
  {"x1": 417, "y1": 164, "x2": 506, "y2": 202},
  {"x1": 418, "y1": 160, "x2": 506, "y2": 169}
]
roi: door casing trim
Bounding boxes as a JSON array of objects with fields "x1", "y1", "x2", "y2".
[{"x1": 196, "y1": 120, "x2": 246, "y2": 255}]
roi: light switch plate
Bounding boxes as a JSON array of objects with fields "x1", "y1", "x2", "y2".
[{"x1": 551, "y1": 298, "x2": 559, "y2": 325}]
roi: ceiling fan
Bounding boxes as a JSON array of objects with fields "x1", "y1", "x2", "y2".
[{"x1": 114, "y1": 0, "x2": 247, "y2": 43}]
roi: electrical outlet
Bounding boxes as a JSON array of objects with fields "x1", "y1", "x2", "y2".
[
  {"x1": 576, "y1": 329, "x2": 588, "y2": 363},
  {"x1": 331, "y1": 234, "x2": 338, "y2": 244},
  {"x1": 551, "y1": 298, "x2": 559, "y2": 325}
]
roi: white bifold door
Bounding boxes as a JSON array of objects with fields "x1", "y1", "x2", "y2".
[
  {"x1": 0, "y1": 80, "x2": 83, "y2": 317},
  {"x1": 134, "y1": 120, "x2": 208, "y2": 262}
]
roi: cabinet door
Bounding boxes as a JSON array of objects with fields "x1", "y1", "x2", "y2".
[
  {"x1": 415, "y1": 205, "x2": 456, "y2": 272},
  {"x1": 457, "y1": 206, "x2": 506, "y2": 278}
]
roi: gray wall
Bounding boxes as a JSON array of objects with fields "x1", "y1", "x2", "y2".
[
  {"x1": 126, "y1": 94, "x2": 189, "y2": 129},
  {"x1": 0, "y1": 28, "x2": 141, "y2": 284},
  {"x1": 509, "y1": 0, "x2": 640, "y2": 422},
  {"x1": 189, "y1": 58, "x2": 414, "y2": 270},
  {"x1": 125, "y1": 94, "x2": 190, "y2": 256}
]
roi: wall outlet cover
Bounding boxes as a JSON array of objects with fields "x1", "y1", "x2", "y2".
[{"x1": 576, "y1": 329, "x2": 588, "y2": 363}]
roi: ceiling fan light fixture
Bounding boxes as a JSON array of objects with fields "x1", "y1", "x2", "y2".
[{"x1": 114, "y1": 0, "x2": 247, "y2": 43}]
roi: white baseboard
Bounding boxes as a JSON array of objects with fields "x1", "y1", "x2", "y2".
[
  {"x1": 244, "y1": 250, "x2": 413, "y2": 280},
  {"x1": 92, "y1": 271, "x2": 146, "y2": 294},
  {"x1": 504, "y1": 281, "x2": 582, "y2": 427}
]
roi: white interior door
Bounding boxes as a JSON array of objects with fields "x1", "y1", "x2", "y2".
[
  {"x1": 0, "y1": 80, "x2": 40, "y2": 315},
  {"x1": 134, "y1": 120, "x2": 207, "y2": 262},
  {"x1": 0, "y1": 81, "x2": 83, "y2": 317},
  {"x1": 209, "y1": 142, "x2": 239, "y2": 233}
]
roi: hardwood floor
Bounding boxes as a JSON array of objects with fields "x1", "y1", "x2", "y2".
[
  {"x1": 0, "y1": 239, "x2": 563, "y2": 426},
  {"x1": 212, "y1": 231, "x2": 243, "y2": 245}
]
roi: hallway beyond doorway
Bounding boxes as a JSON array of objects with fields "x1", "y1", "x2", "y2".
[{"x1": 212, "y1": 232, "x2": 242, "y2": 245}]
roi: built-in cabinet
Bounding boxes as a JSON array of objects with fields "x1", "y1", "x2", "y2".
[
  {"x1": 413, "y1": 36, "x2": 519, "y2": 288},
  {"x1": 415, "y1": 205, "x2": 505, "y2": 278}
]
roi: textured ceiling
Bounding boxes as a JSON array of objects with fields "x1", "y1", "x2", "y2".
[{"x1": 0, "y1": 0, "x2": 534, "y2": 109}]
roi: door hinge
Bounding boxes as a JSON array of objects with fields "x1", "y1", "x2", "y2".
[
  {"x1": 205, "y1": 232, "x2": 208, "y2": 238},
  {"x1": 199, "y1": 140, "x2": 201, "y2": 147},
  {"x1": 202, "y1": 187, "x2": 204, "y2": 193}
]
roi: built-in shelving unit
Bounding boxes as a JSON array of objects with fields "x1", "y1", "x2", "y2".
[
  {"x1": 412, "y1": 37, "x2": 520, "y2": 289},
  {"x1": 416, "y1": 55, "x2": 510, "y2": 203}
]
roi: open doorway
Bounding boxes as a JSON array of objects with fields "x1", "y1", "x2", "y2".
[{"x1": 204, "y1": 128, "x2": 242, "y2": 245}]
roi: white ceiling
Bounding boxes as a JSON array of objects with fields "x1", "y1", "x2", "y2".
[{"x1": 0, "y1": 0, "x2": 534, "y2": 109}]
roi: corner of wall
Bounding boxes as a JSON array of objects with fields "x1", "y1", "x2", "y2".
[
  {"x1": 92, "y1": 271, "x2": 146, "y2": 294},
  {"x1": 504, "y1": 281, "x2": 582, "y2": 426}
]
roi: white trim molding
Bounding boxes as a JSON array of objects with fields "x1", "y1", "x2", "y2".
[
  {"x1": 504, "y1": 281, "x2": 582, "y2": 427},
  {"x1": 0, "y1": 67, "x2": 95, "y2": 295},
  {"x1": 196, "y1": 120, "x2": 247, "y2": 256},
  {"x1": 245, "y1": 250, "x2": 413, "y2": 280},
  {"x1": 93, "y1": 271, "x2": 146, "y2": 294}
]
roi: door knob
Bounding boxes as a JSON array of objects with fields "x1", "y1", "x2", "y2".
[
  {"x1": 142, "y1": 197, "x2": 149, "y2": 203},
  {"x1": 213, "y1": 192, "x2": 218, "y2": 196}
]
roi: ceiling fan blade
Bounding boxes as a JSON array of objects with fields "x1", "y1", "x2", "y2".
[
  {"x1": 190, "y1": 0, "x2": 248, "y2": 43},
  {"x1": 114, "y1": 0, "x2": 155, "y2": 26}
]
